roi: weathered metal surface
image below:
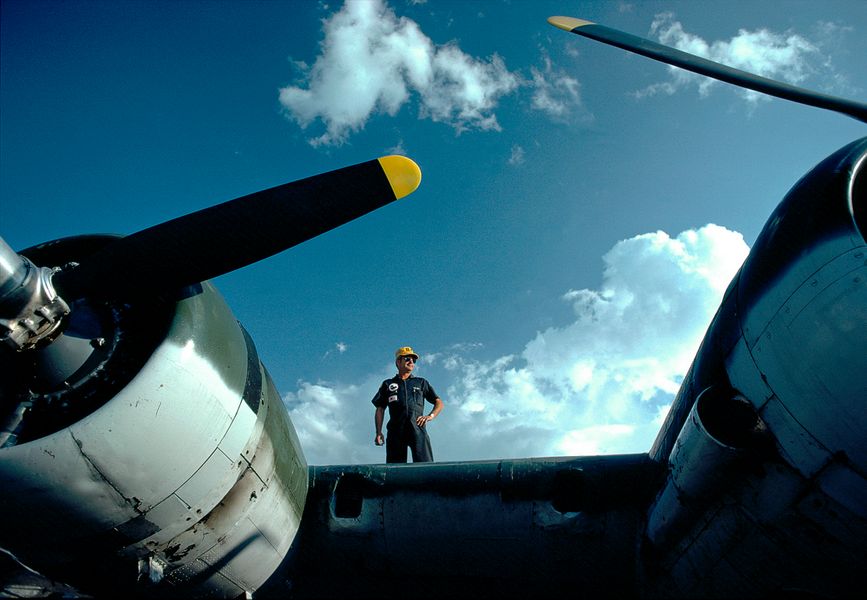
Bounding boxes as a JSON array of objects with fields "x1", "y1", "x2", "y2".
[
  {"x1": 0, "y1": 274, "x2": 308, "y2": 597},
  {"x1": 647, "y1": 388, "x2": 760, "y2": 549},
  {"x1": 642, "y1": 139, "x2": 867, "y2": 599},
  {"x1": 274, "y1": 455, "x2": 661, "y2": 598}
]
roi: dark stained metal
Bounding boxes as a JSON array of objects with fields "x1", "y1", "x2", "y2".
[{"x1": 269, "y1": 455, "x2": 662, "y2": 599}]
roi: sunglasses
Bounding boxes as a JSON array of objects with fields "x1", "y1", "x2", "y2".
[{"x1": 401, "y1": 356, "x2": 416, "y2": 363}]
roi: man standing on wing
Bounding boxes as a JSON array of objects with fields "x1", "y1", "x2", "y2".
[{"x1": 372, "y1": 346, "x2": 443, "y2": 463}]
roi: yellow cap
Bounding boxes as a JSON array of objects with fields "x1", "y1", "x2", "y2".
[{"x1": 395, "y1": 346, "x2": 419, "y2": 360}]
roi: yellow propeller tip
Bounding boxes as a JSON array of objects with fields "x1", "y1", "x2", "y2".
[
  {"x1": 547, "y1": 16, "x2": 594, "y2": 31},
  {"x1": 378, "y1": 155, "x2": 422, "y2": 199}
]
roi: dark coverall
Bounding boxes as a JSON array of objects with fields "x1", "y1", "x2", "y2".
[{"x1": 372, "y1": 375, "x2": 438, "y2": 463}]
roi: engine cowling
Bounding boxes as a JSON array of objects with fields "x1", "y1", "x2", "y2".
[{"x1": 0, "y1": 236, "x2": 308, "y2": 597}]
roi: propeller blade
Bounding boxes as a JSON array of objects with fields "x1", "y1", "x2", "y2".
[
  {"x1": 548, "y1": 16, "x2": 867, "y2": 123},
  {"x1": 53, "y1": 155, "x2": 421, "y2": 301}
]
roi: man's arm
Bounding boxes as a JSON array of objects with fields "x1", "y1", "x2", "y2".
[
  {"x1": 374, "y1": 405, "x2": 385, "y2": 446},
  {"x1": 416, "y1": 397, "x2": 443, "y2": 428}
]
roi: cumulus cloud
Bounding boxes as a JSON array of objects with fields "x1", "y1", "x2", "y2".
[
  {"x1": 279, "y1": 0, "x2": 519, "y2": 146},
  {"x1": 440, "y1": 225, "x2": 749, "y2": 460},
  {"x1": 283, "y1": 224, "x2": 749, "y2": 465},
  {"x1": 285, "y1": 378, "x2": 382, "y2": 465},
  {"x1": 449, "y1": 225, "x2": 747, "y2": 454},
  {"x1": 279, "y1": 0, "x2": 591, "y2": 146},
  {"x1": 636, "y1": 13, "x2": 820, "y2": 102}
]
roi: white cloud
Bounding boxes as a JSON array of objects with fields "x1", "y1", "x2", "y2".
[
  {"x1": 436, "y1": 225, "x2": 748, "y2": 460},
  {"x1": 508, "y1": 144, "x2": 525, "y2": 165},
  {"x1": 279, "y1": 0, "x2": 518, "y2": 146},
  {"x1": 387, "y1": 139, "x2": 406, "y2": 155},
  {"x1": 285, "y1": 378, "x2": 384, "y2": 465},
  {"x1": 419, "y1": 45, "x2": 518, "y2": 132},
  {"x1": 529, "y1": 54, "x2": 583, "y2": 118},
  {"x1": 279, "y1": 1, "x2": 596, "y2": 146},
  {"x1": 636, "y1": 13, "x2": 821, "y2": 102},
  {"x1": 321, "y1": 341, "x2": 350, "y2": 359},
  {"x1": 559, "y1": 424, "x2": 635, "y2": 456},
  {"x1": 810, "y1": 21, "x2": 861, "y2": 98},
  {"x1": 282, "y1": 224, "x2": 749, "y2": 465}
]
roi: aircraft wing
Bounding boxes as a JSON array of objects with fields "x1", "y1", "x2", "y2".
[{"x1": 277, "y1": 455, "x2": 662, "y2": 597}]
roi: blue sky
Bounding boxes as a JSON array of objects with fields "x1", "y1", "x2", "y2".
[{"x1": 2, "y1": 0, "x2": 865, "y2": 464}]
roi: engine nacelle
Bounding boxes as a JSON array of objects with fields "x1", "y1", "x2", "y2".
[
  {"x1": 0, "y1": 236, "x2": 307, "y2": 597},
  {"x1": 646, "y1": 387, "x2": 761, "y2": 548},
  {"x1": 645, "y1": 138, "x2": 867, "y2": 598}
]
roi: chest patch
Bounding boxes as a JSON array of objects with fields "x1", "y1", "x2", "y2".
[
  {"x1": 388, "y1": 395, "x2": 398, "y2": 403},
  {"x1": 388, "y1": 383, "x2": 399, "y2": 392}
]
